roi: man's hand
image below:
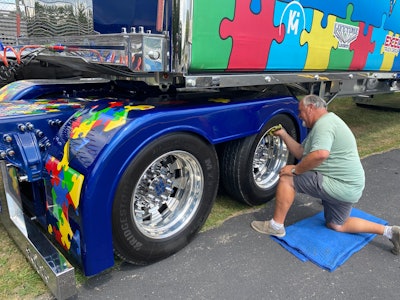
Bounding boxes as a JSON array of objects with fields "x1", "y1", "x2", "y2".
[
  {"x1": 279, "y1": 165, "x2": 297, "y2": 177},
  {"x1": 267, "y1": 124, "x2": 283, "y2": 136}
]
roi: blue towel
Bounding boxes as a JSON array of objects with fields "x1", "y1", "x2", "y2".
[{"x1": 271, "y1": 208, "x2": 388, "y2": 272}]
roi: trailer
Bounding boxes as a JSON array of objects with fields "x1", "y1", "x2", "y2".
[{"x1": 1, "y1": 1, "x2": 399, "y2": 298}]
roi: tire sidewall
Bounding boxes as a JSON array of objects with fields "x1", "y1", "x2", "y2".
[
  {"x1": 112, "y1": 133, "x2": 218, "y2": 264},
  {"x1": 239, "y1": 115, "x2": 297, "y2": 204}
]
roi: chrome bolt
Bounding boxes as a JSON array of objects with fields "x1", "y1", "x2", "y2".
[
  {"x1": 18, "y1": 123, "x2": 26, "y2": 132},
  {"x1": 35, "y1": 130, "x2": 44, "y2": 138},
  {"x1": 26, "y1": 122, "x2": 34, "y2": 130},
  {"x1": 3, "y1": 134, "x2": 12, "y2": 143}
]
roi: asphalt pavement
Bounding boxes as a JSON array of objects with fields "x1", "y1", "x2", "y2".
[{"x1": 74, "y1": 149, "x2": 400, "y2": 300}]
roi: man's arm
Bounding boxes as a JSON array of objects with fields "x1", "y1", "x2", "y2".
[
  {"x1": 293, "y1": 149, "x2": 329, "y2": 174},
  {"x1": 279, "y1": 149, "x2": 330, "y2": 177},
  {"x1": 275, "y1": 128, "x2": 304, "y2": 160}
]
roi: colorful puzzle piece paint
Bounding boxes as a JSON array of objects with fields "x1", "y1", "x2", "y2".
[
  {"x1": 220, "y1": 0, "x2": 283, "y2": 70},
  {"x1": 45, "y1": 142, "x2": 84, "y2": 255},
  {"x1": 43, "y1": 101, "x2": 155, "y2": 257},
  {"x1": 190, "y1": 0, "x2": 400, "y2": 73},
  {"x1": 70, "y1": 102, "x2": 154, "y2": 139}
]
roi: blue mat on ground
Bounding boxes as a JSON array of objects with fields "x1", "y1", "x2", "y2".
[{"x1": 271, "y1": 208, "x2": 388, "y2": 272}]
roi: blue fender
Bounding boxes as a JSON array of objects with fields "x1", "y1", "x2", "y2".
[{"x1": 48, "y1": 94, "x2": 305, "y2": 275}]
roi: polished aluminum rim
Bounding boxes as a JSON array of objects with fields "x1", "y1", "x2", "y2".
[
  {"x1": 132, "y1": 151, "x2": 204, "y2": 239},
  {"x1": 252, "y1": 133, "x2": 289, "y2": 189}
]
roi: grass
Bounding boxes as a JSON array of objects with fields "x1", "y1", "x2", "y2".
[
  {"x1": 1, "y1": 96, "x2": 400, "y2": 299},
  {"x1": 329, "y1": 96, "x2": 400, "y2": 157}
]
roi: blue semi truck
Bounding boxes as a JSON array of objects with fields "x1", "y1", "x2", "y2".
[{"x1": 0, "y1": 1, "x2": 399, "y2": 298}]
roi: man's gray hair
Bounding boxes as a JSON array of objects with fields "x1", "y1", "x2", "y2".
[{"x1": 302, "y1": 94, "x2": 327, "y2": 109}]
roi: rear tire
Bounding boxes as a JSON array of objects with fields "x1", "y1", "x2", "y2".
[
  {"x1": 221, "y1": 114, "x2": 297, "y2": 206},
  {"x1": 112, "y1": 133, "x2": 219, "y2": 264}
]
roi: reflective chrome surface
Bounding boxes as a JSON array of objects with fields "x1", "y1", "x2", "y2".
[
  {"x1": 133, "y1": 150, "x2": 203, "y2": 239},
  {"x1": 171, "y1": 0, "x2": 193, "y2": 73},
  {"x1": 0, "y1": 0, "x2": 94, "y2": 39},
  {"x1": 252, "y1": 133, "x2": 289, "y2": 190}
]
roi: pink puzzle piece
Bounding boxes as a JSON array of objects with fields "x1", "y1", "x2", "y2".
[
  {"x1": 349, "y1": 22, "x2": 375, "y2": 70},
  {"x1": 220, "y1": 0, "x2": 284, "y2": 71}
]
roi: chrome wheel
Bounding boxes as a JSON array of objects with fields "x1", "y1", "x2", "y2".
[
  {"x1": 221, "y1": 114, "x2": 297, "y2": 206},
  {"x1": 252, "y1": 133, "x2": 289, "y2": 190},
  {"x1": 132, "y1": 151, "x2": 204, "y2": 239}
]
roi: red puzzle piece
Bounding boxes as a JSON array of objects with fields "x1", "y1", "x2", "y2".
[
  {"x1": 220, "y1": 0, "x2": 284, "y2": 71},
  {"x1": 349, "y1": 22, "x2": 375, "y2": 70}
]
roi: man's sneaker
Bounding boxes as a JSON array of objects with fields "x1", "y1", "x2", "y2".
[
  {"x1": 251, "y1": 220, "x2": 286, "y2": 237},
  {"x1": 390, "y1": 226, "x2": 400, "y2": 255}
]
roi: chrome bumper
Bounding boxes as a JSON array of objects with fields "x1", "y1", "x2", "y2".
[{"x1": 0, "y1": 162, "x2": 76, "y2": 300}]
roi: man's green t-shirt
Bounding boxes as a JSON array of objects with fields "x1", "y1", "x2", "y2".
[{"x1": 302, "y1": 112, "x2": 365, "y2": 203}]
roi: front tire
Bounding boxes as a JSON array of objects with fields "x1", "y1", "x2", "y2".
[
  {"x1": 221, "y1": 114, "x2": 297, "y2": 206},
  {"x1": 112, "y1": 133, "x2": 219, "y2": 264}
]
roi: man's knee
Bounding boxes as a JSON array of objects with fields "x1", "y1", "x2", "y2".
[
  {"x1": 278, "y1": 174, "x2": 294, "y2": 186},
  {"x1": 326, "y1": 222, "x2": 344, "y2": 232}
]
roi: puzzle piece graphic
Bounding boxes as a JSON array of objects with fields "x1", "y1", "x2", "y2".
[
  {"x1": 64, "y1": 167, "x2": 84, "y2": 210},
  {"x1": 220, "y1": 0, "x2": 284, "y2": 70},
  {"x1": 350, "y1": 1, "x2": 390, "y2": 35},
  {"x1": 279, "y1": 1, "x2": 389, "y2": 36},
  {"x1": 300, "y1": 10, "x2": 338, "y2": 70},
  {"x1": 391, "y1": 50, "x2": 400, "y2": 71},
  {"x1": 45, "y1": 146, "x2": 84, "y2": 251},
  {"x1": 278, "y1": 0, "x2": 349, "y2": 28},
  {"x1": 349, "y1": 22, "x2": 375, "y2": 70},
  {"x1": 384, "y1": 0, "x2": 400, "y2": 33},
  {"x1": 328, "y1": 5, "x2": 357, "y2": 70},
  {"x1": 267, "y1": 1, "x2": 312, "y2": 71},
  {"x1": 364, "y1": 15, "x2": 390, "y2": 71},
  {"x1": 250, "y1": 0, "x2": 261, "y2": 14},
  {"x1": 380, "y1": 32, "x2": 399, "y2": 71},
  {"x1": 190, "y1": 0, "x2": 233, "y2": 71}
]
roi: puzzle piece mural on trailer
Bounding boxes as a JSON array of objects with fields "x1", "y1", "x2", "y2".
[
  {"x1": 219, "y1": 0, "x2": 284, "y2": 70},
  {"x1": 190, "y1": 0, "x2": 400, "y2": 73},
  {"x1": 267, "y1": 1, "x2": 311, "y2": 71},
  {"x1": 327, "y1": 5, "x2": 357, "y2": 70}
]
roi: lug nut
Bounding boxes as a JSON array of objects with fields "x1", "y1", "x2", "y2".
[
  {"x1": 26, "y1": 122, "x2": 34, "y2": 130},
  {"x1": 3, "y1": 134, "x2": 12, "y2": 143},
  {"x1": 35, "y1": 130, "x2": 44, "y2": 138},
  {"x1": 48, "y1": 119, "x2": 63, "y2": 127},
  {"x1": 18, "y1": 124, "x2": 26, "y2": 132}
]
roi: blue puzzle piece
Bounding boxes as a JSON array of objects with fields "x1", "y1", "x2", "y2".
[
  {"x1": 384, "y1": 1, "x2": 400, "y2": 34},
  {"x1": 278, "y1": 0, "x2": 349, "y2": 28},
  {"x1": 267, "y1": 1, "x2": 312, "y2": 71},
  {"x1": 350, "y1": 0, "x2": 390, "y2": 35},
  {"x1": 364, "y1": 15, "x2": 388, "y2": 71},
  {"x1": 250, "y1": 0, "x2": 261, "y2": 14}
]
